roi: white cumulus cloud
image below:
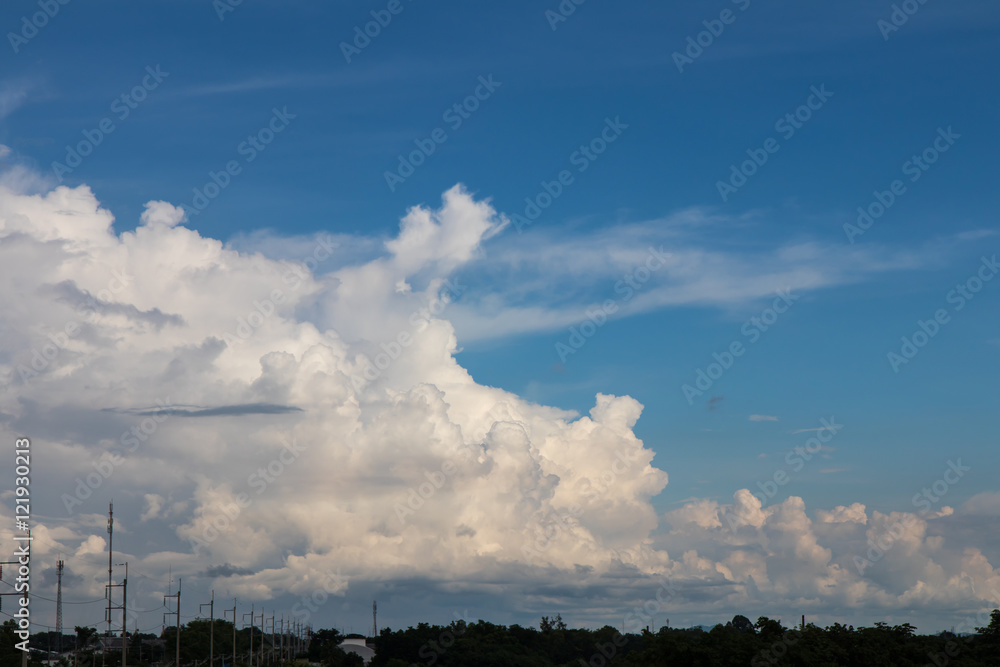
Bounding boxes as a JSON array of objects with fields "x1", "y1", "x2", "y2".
[{"x1": 1, "y1": 177, "x2": 998, "y2": 632}]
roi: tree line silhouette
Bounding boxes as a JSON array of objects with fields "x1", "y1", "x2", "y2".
[{"x1": 4, "y1": 608, "x2": 999, "y2": 666}]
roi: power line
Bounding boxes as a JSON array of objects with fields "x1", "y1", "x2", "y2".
[
  {"x1": 20, "y1": 592, "x2": 108, "y2": 605},
  {"x1": 0, "y1": 611, "x2": 106, "y2": 629},
  {"x1": 0, "y1": 612, "x2": 166, "y2": 635},
  {"x1": 3, "y1": 578, "x2": 168, "y2": 611},
  {"x1": 127, "y1": 603, "x2": 168, "y2": 614}
]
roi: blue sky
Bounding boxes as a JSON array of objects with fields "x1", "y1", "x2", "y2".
[{"x1": 2, "y1": 0, "x2": 999, "y2": 638}]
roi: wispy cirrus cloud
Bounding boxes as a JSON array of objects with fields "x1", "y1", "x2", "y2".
[
  {"x1": 0, "y1": 80, "x2": 33, "y2": 121},
  {"x1": 172, "y1": 73, "x2": 340, "y2": 97},
  {"x1": 169, "y1": 61, "x2": 456, "y2": 99},
  {"x1": 793, "y1": 425, "x2": 840, "y2": 434},
  {"x1": 439, "y1": 211, "x2": 972, "y2": 342}
]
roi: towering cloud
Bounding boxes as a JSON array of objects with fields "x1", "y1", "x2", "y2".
[{"x1": 0, "y1": 179, "x2": 997, "y2": 632}]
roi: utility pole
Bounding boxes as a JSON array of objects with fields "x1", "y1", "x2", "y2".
[
  {"x1": 164, "y1": 577, "x2": 181, "y2": 667},
  {"x1": 200, "y1": 591, "x2": 214, "y2": 667},
  {"x1": 242, "y1": 604, "x2": 254, "y2": 667},
  {"x1": 56, "y1": 560, "x2": 64, "y2": 654},
  {"x1": 121, "y1": 562, "x2": 128, "y2": 667},
  {"x1": 257, "y1": 610, "x2": 263, "y2": 667},
  {"x1": 224, "y1": 599, "x2": 236, "y2": 667},
  {"x1": 278, "y1": 616, "x2": 283, "y2": 664},
  {"x1": 261, "y1": 613, "x2": 267, "y2": 667},
  {"x1": 107, "y1": 503, "x2": 114, "y2": 648},
  {"x1": 372, "y1": 601, "x2": 377, "y2": 639},
  {"x1": 176, "y1": 579, "x2": 181, "y2": 667},
  {"x1": 265, "y1": 613, "x2": 274, "y2": 666}
]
